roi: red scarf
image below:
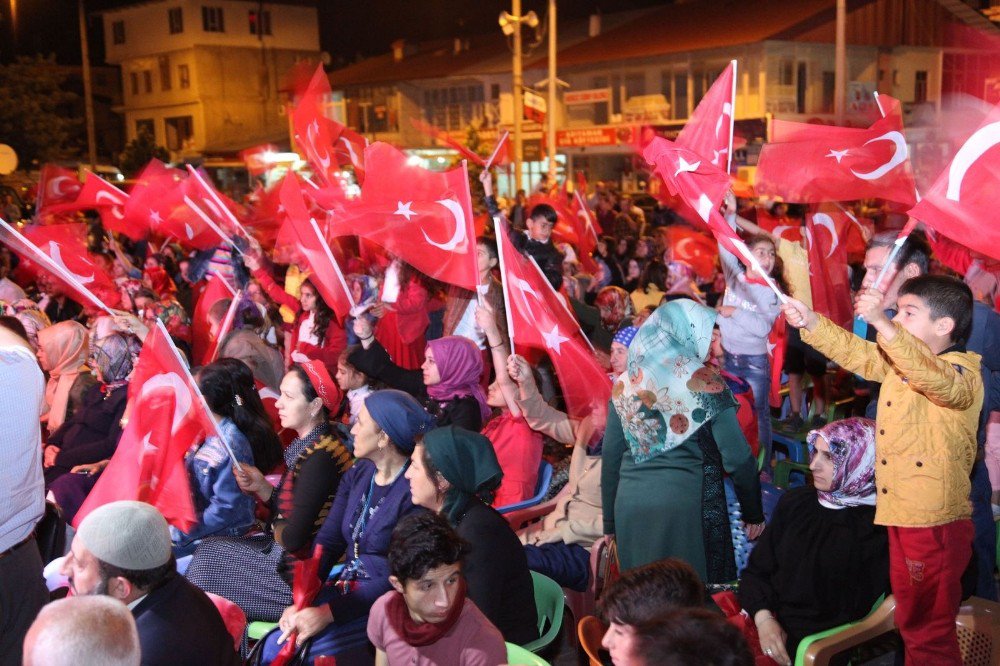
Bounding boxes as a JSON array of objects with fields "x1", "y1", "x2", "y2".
[{"x1": 386, "y1": 577, "x2": 467, "y2": 647}]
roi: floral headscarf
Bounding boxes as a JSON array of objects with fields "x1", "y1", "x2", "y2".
[
  {"x1": 612, "y1": 299, "x2": 735, "y2": 463},
  {"x1": 806, "y1": 417, "x2": 878, "y2": 510},
  {"x1": 90, "y1": 333, "x2": 142, "y2": 384},
  {"x1": 595, "y1": 286, "x2": 634, "y2": 330}
]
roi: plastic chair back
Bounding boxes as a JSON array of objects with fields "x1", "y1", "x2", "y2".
[
  {"x1": 520, "y1": 571, "x2": 565, "y2": 653},
  {"x1": 727, "y1": 480, "x2": 784, "y2": 576},
  {"x1": 506, "y1": 642, "x2": 552, "y2": 665},
  {"x1": 577, "y1": 615, "x2": 607, "y2": 666},
  {"x1": 956, "y1": 596, "x2": 1000, "y2": 666},
  {"x1": 497, "y1": 461, "x2": 553, "y2": 514}
]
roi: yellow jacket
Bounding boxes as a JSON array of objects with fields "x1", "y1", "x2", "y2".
[{"x1": 801, "y1": 315, "x2": 982, "y2": 527}]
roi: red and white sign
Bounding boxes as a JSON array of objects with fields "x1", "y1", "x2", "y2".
[
  {"x1": 524, "y1": 89, "x2": 547, "y2": 124},
  {"x1": 564, "y1": 88, "x2": 611, "y2": 105},
  {"x1": 557, "y1": 127, "x2": 621, "y2": 148}
]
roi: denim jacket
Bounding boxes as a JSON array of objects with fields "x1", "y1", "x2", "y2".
[{"x1": 172, "y1": 418, "x2": 255, "y2": 552}]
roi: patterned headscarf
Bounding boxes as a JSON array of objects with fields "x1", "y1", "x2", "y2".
[
  {"x1": 612, "y1": 326, "x2": 638, "y2": 349},
  {"x1": 595, "y1": 286, "x2": 634, "y2": 330},
  {"x1": 612, "y1": 299, "x2": 735, "y2": 463},
  {"x1": 806, "y1": 417, "x2": 878, "y2": 510},
  {"x1": 425, "y1": 336, "x2": 489, "y2": 423},
  {"x1": 90, "y1": 333, "x2": 142, "y2": 384}
]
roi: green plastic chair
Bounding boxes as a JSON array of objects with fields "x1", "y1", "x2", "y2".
[
  {"x1": 793, "y1": 594, "x2": 887, "y2": 665},
  {"x1": 520, "y1": 571, "x2": 565, "y2": 654},
  {"x1": 506, "y1": 642, "x2": 552, "y2": 665},
  {"x1": 773, "y1": 459, "x2": 812, "y2": 490},
  {"x1": 247, "y1": 620, "x2": 277, "y2": 642}
]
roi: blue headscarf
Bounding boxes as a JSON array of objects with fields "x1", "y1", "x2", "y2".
[{"x1": 365, "y1": 389, "x2": 435, "y2": 455}]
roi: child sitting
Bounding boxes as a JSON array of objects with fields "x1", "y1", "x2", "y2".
[{"x1": 781, "y1": 274, "x2": 982, "y2": 665}]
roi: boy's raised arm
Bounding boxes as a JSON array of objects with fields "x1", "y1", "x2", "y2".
[{"x1": 783, "y1": 297, "x2": 890, "y2": 383}]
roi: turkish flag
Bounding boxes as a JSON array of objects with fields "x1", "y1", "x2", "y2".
[
  {"x1": 4, "y1": 222, "x2": 119, "y2": 312},
  {"x1": 36, "y1": 164, "x2": 82, "y2": 217},
  {"x1": 908, "y1": 101, "x2": 1000, "y2": 262},
  {"x1": 676, "y1": 60, "x2": 736, "y2": 172},
  {"x1": 183, "y1": 166, "x2": 248, "y2": 241},
  {"x1": 756, "y1": 109, "x2": 917, "y2": 206},
  {"x1": 270, "y1": 545, "x2": 325, "y2": 666},
  {"x1": 278, "y1": 175, "x2": 354, "y2": 323},
  {"x1": 125, "y1": 160, "x2": 222, "y2": 250},
  {"x1": 191, "y1": 274, "x2": 236, "y2": 365},
  {"x1": 293, "y1": 66, "x2": 368, "y2": 187},
  {"x1": 662, "y1": 225, "x2": 719, "y2": 281},
  {"x1": 410, "y1": 118, "x2": 486, "y2": 167},
  {"x1": 806, "y1": 207, "x2": 853, "y2": 328},
  {"x1": 755, "y1": 207, "x2": 803, "y2": 243},
  {"x1": 568, "y1": 190, "x2": 600, "y2": 274},
  {"x1": 74, "y1": 322, "x2": 218, "y2": 531},
  {"x1": 496, "y1": 220, "x2": 611, "y2": 426},
  {"x1": 767, "y1": 316, "x2": 787, "y2": 409},
  {"x1": 74, "y1": 173, "x2": 133, "y2": 237},
  {"x1": 331, "y1": 142, "x2": 478, "y2": 290}
]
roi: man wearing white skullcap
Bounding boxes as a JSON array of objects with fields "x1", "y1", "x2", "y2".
[{"x1": 59, "y1": 501, "x2": 239, "y2": 666}]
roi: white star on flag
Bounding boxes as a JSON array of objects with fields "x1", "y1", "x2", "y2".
[
  {"x1": 149, "y1": 210, "x2": 163, "y2": 224},
  {"x1": 766, "y1": 339, "x2": 776, "y2": 357},
  {"x1": 826, "y1": 149, "x2": 850, "y2": 164},
  {"x1": 276, "y1": 204, "x2": 285, "y2": 214},
  {"x1": 541, "y1": 324, "x2": 569, "y2": 354},
  {"x1": 712, "y1": 148, "x2": 728, "y2": 165},
  {"x1": 394, "y1": 201, "x2": 416, "y2": 221},
  {"x1": 674, "y1": 157, "x2": 701, "y2": 178}
]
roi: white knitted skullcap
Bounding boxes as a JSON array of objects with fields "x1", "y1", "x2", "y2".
[{"x1": 77, "y1": 501, "x2": 172, "y2": 570}]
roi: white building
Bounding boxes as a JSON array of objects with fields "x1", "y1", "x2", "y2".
[{"x1": 102, "y1": 0, "x2": 320, "y2": 159}]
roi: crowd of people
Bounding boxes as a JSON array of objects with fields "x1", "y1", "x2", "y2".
[{"x1": 0, "y1": 163, "x2": 998, "y2": 666}]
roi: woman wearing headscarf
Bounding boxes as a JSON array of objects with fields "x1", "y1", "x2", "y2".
[
  {"x1": 37, "y1": 320, "x2": 90, "y2": 434},
  {"x1": 738, "y1": 418, "x2": 889, "y2": 666},
  {"x1": 42, "y1": 332, "x2": 140, "y2": 487},
  {"x1": 406, "y1": 426, "x2": 539, "y2": 645},
  {"x1": 259, "y1": 390, "x2": 434, "y2": 664},
  {"x1": 602, "y1": 299, "x2": 764, "y2": 582},
  {"x1": 351, "y1": 317, "x2": 489, "y2": 432},
  {"x1": 185, "y1": 359, "x2": 354, "y2": 622}
]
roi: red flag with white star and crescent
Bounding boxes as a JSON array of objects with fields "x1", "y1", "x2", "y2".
[{"x1": 495, "y1": 219, "x2": 611, "y2": 426}]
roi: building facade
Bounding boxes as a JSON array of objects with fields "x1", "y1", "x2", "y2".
[
  {"x1": 102, "y1": 0, "x2": 320, "y2": 159},
  {"x1": 324, "y1": 0, "x2": 999, "y2": 194}
]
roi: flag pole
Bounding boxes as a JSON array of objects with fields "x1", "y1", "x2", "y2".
[
  {"x1": 484, "y1": 131, "x2": 510, "y2": 171},
  {"x1": 208, "y1": 290, "x2": 242, "y2": 363},
  {"x1": 493, "y1": 217, "x2": 517, "y2": 348},
  {"x1": 185, "y1": 165, "x2": 254, "y2": 240},
  {"x1": 459, "y1": 160, "x2": 485, "y2": 307},
  {"x1": 211, "y1": 270, "x2": 238, "y2": 297},
  {"x1": 0, "y1": 218, "x2": 116, "y2": 316},
  {"x1": 183, "y1": 195, "x2": 244, "y2": 255},
  {"x1": 307, "y1": 217, "x2": 356, "y2": 311},
  {"x1": 152, "y1": 319, "x2": 243, "y2": 471},
  {"x1": 727, "y1": 59, "x2": 737, "y2": 175}
]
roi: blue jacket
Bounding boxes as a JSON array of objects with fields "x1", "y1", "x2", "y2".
[{"x1": 173, "y1": 418, "x2": 255, "y2": 550}]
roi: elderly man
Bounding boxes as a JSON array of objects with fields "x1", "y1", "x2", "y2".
[
  {"x1": 0, "y1": 324, "x2": 48, "y2": 666},
  {"x1": 60, "y1": 501, "x2": 239, "y2": 666},
  {"x1": 23, "y1": 596, "x2": 141, "y2": 666}
]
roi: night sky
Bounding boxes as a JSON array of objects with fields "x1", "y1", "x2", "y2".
[{"x1": 5, "y1": 0, "x2": 672, "y2": 67}]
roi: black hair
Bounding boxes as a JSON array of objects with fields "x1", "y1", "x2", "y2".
[
  {"x1": 639, "y1": 259, "x2": 668, "y2": 293},
  {"x1": 300, "y1": 280, "x2": 333, "y2": 346},
  {"x1": 743, "y1": 234, "x2": 791, "y2": 296},
  {"x1": 198, "y1": 359, "x2": 283, "y2": 472},
  {"x1": 0, "y1": 315, "x2": 29, "y2": 342},
  {"x1": 97, "y1": 553, "x2": 176, "y2": 593},
  {"x1": 288, "y1": 364, "x2": 332, "y2": 421},
  {"x1": 867, "y1": 230, "x2": 930, "y2": 275},
  {"x1": 388, "y1": 512, "x2": 466, "y2": 584},
  {"x1": 634, "y1": 608, "x2": 754, "y2": 666},
  {"x1": 134, "y1": 288, "x2": 158, "y2": 303},
  {"x1": 598, "y1": 557, "x2": 705, "y2": 626},
  {"x1": 476, "y1": 235, "x2": 499, "y2": 262},
  {"x1": 898, "y1": 274, "x2": 974, "y2": 346},
  {"x1": 528, "y1": 203, "x2": 558, "y2": 226}
]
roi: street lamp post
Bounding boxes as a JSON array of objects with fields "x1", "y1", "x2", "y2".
[
  {"x1": 500, "y1": 2, "x2": 538, "y2": 194},
  {"x1": 546, "y1": 0, "x2": 556, "y2": 183},
  {"x1": 78, "y1": 0, "x2": 97, "y2": 169}
]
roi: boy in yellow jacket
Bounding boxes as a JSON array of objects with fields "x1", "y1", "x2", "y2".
[{"x1": 781, "y1": 274, "x2": 982, "y2": 665}]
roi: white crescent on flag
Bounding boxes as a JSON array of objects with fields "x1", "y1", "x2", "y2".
[
  {"x1": 94, "y1": 190, "x2": 126, "y2": 219},
  {"x1": 945, "y1": 120, "x2": 1000, "y2": 202},
  {"x1": 811, "y1": 213, "x2": 839, "y2": 258},
  {"x1": 137, "y1": 372, "x2": 193, "y2": 435},
  {"x1": 47, "y1": 176, "x2": 77, "y2": 200},
  {"x1": 47, "y1": 241, "x2": 94, "y2": 284},
  {"x1": 850, "y1": 131, "x2": 908, "y2": 181},
  {"x1": 421, "y1": 198, "x2": 467, "y2": 251},
  {"x1": 306, "y1": 120, "x2": 334, "y2": 176}
]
